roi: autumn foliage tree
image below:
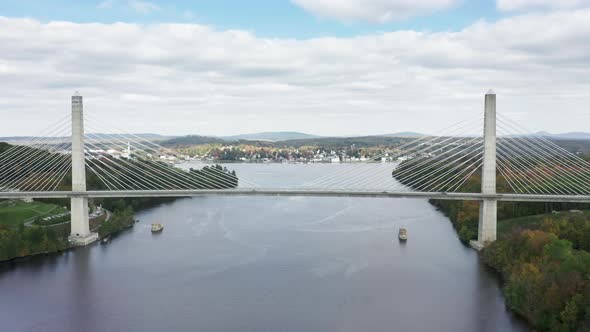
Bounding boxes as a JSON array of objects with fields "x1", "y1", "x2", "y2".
[{"x1": 484, "y1": 230, "x2": 590, "y2": 331}]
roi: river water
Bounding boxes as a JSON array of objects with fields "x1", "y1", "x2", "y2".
[{"x1": 0, "y1": 164, "x2": 528, "y2": 331}]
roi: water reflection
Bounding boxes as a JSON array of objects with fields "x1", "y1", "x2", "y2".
[
  {"x1": 69, "y1": 248, "x2": 98, "y2": 331},
  {"x1": 0, "y1": 164, "x2": 529, "y2": 332}
]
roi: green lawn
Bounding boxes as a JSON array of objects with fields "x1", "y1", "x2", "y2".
[
  {"x1": 0, "y1": 200, "x2": 68, "y2": 227},
  {"x1": 498, "y1": 210, "x2": 590, "y2": 237}
]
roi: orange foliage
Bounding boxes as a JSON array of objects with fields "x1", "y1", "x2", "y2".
[{"x1": 523, "y1": 230, "x2": 554, "y2": 253}]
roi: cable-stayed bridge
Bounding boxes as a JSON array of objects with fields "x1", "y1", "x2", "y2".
[{"x1": 1, "y1": 92, "x2": 589, "y2": 249}]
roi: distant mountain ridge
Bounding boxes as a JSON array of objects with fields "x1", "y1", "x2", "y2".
[
  {"x1": 533, "y1": 132, "x2": 590, "y2": 140},
  {"x1": 0, "y1": 133, "x2": 174, "y2": 143},
  {"x1": 160, "y1": 135, "x2": 227, "y2": 147},
  {"x1": 4, "y1": 131, "x2": 589, "y2": 148},
  {"x1": 89, "y1": 133, "x2": 174, "y2": 140},
  {"x1": 381, "y1": 132, "x2": 426, "y2": 137},
  {"x1": 221, "y1": 132, "x2": 321, "y2": 142}
]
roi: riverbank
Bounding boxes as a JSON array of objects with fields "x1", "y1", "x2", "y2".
[
  {"x1": 434, "y1": 198, "x2": 590, "y2": 331},
  {"x1": 0, "y1": 191, "x2": 161, "y2": 262},
  {"x1": 392, "y1": 154, "x2": 590, "y2": 331},
  {"x1": 482, "y1": 211, "x2": 590, "y2": 331},
  {"x1": 0, "y1": 157, "x2": 239, "y2": 263},
  {"x1": 0, "y1": 203, "x2": 124, "y2": 263},
  {"x1": 0, "y1": 163, "x2": 528, "y2": 331}
]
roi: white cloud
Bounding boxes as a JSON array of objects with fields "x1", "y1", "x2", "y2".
[
  {"x1": 497, "y1": 0, "x2": 590, "y2": 11},
  {"x1": 292, "y1": 0, "x2": 457, "y2": 22},
  {"x1": 0, "y1": 10, "x2": 589, "y2": 137}
]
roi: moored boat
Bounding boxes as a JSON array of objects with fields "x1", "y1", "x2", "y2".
[
  {"x1": 398, "y1": 227, "x2": 408, "y2": 241},
  {"x1": 151, "y1": 223, "x2": 164, "y2": 233}
]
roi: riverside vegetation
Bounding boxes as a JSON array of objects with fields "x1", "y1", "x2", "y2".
[
  {"x1": 393, "y1": 155, "x2": 590, "y2": 331},
  {"x1": 0, "y1": 142, "x2": 238, "y2": 262}
]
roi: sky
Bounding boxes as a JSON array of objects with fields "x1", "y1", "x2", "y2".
[{"x1": 1, "y1": 0, "x2": 589, "y2": 136}]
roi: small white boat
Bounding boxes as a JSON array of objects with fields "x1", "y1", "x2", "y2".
[
  {"x1": 151, "y1": 223, "x2": 164, "y2": 233},
  {"x1": 398, "y1": 228, "x2": 408, "y2": 241}
]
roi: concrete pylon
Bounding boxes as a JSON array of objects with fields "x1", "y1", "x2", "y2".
[
  {"x1": 471, "y1": 90, "x2": 497, "y2": 250},
  {"x1": 69, "y1": 93, "x2": 98, "y2": 246}
]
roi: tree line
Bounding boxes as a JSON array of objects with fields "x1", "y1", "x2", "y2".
[
  {"x1": 393, "y1": 157, "x2": 590, "y2": 243},
  {"x1": 484, "y1": 225, "x2": 590, "y2": 331}
]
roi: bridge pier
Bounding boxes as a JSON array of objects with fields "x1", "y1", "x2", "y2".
[
  {"x1": 68, "y1": 93, "x2": 98, "y2": 246},
  {"x1": 471, "y1": 91, "x2": 497, "y2": 250}
]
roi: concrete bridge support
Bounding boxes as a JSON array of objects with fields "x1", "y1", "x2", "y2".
[
  {"x1": 471, "y1": 91, "x2": 498, "y2": 250},
  {"x1": 69, "y1": 94, "x2": 98, "y2": 246}
]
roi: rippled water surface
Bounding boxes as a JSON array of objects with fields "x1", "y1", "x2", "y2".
[{"x1": 0, "y1": 164, "x2": 528, "y2": 331}]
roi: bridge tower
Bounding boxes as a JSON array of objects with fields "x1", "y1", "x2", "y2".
[
  {"x1": 69, "y1": 93, "x2": 98, "y2": 246},
  {"x1": 471, "y1": 90, "x2": 497, "y2": 250}
]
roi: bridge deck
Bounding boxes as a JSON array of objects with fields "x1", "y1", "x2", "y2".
[{"x1": 1, "y1": 189, "x2": 589, "y2": 203}]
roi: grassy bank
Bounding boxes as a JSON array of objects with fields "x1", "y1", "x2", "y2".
[
  {"x1": 0, "y1": 200, "x2": 67, "y2": 227},
  {"x1": 0, "y1": 204, "x2": 134, "y2": 262}
]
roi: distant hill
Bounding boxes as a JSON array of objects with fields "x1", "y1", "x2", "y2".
[
  {"x1": 381, "y1": 132, "x2": 426, "y2": 138},
  {"x1": 158, "y1": 134, "x2": 417, "y2": 149},
  {"x1": 103, "y1": 133, "x2": 170, "y2": 139},
  {"x1": 552, "y1": 140, "x2": 590, "y2": 155},
  {"x1": 0, "y1": 133, "x2": 173, "y2": 143},
  {"x1": 85, "y1": 133, "x2": 175, "y2": 142},
  {"x1": 0, "y1": 136, "x2": 66, "y2": 143},
  {"x1": 533, "y1": 132, "x2": 590, "y2": 140},
  {"x1": 160, "y1": 135, "x2": 227, "y2": 147},
  {"x1": 222, "y1": 132, "x2": 320, "y2": 142},
  {"x1": 276, "y1": 135, "x2": 416, "y2": 148}
]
